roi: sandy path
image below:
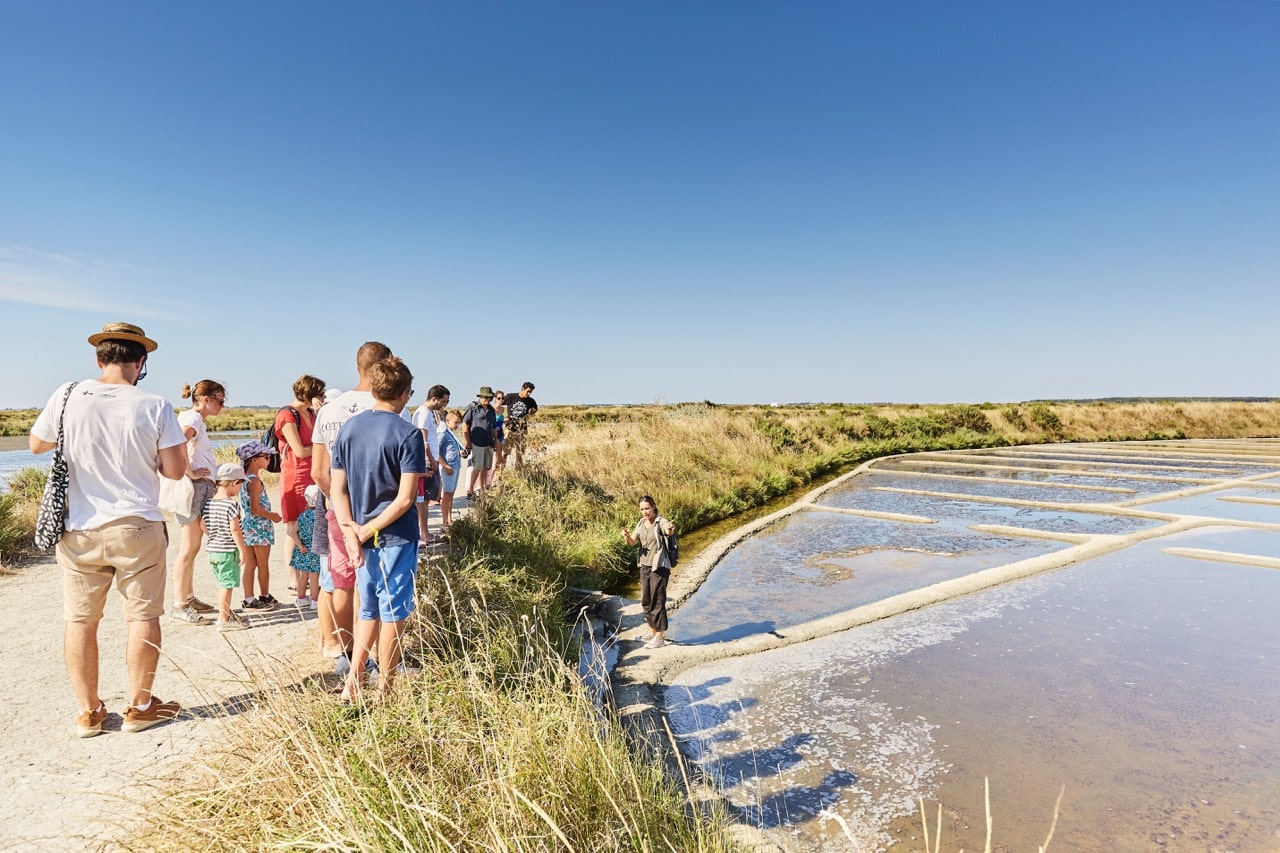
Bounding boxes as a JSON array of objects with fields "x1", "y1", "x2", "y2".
[{"x1": 0, "y1": 493, "x2": 458, "y2": 852}]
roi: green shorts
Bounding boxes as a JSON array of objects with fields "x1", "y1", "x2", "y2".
[{"x1": 209, "y1": 551, "x2": 242, "y2": 589}]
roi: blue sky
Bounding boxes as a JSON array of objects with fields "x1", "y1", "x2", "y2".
[{"x1": 2, "y1": 1, "x2": 1276, "y2": 408}]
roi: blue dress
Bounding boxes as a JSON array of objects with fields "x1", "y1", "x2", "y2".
[
  {"x1": 290, "y1": 508, "x2": 320, "y2": 573},
  {"x1": 240, "y1": 474, "x2": 276, "y2": 546}
]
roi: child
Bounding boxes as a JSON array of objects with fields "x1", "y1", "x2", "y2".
[
  {"x1": 438, "y1": 409, "x2": 465, "y2": 533},
  {"x1": 331, "y1": 356, "x2": 426, "y2": 702},
  {"x1": 201, "y1": 463, "x2": 251, "y2": 632},
  {"x1": 290, "y1": 486, "x2": 321, "y2": 607},
  {"x1": 236, "y1": 440, "x2": 282, "y2": 611}
]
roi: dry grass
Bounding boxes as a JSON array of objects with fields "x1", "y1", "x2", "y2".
[{"x1": 138, "y1": 559, "x2": 737, "y2": 851}]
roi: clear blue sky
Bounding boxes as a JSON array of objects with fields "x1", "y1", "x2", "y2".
[{"x1": 2, "y1": 1, "x2": 1276, "y2": 408}]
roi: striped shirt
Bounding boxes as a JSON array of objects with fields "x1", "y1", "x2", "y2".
[{"x1": 203, "y1": 497, "x2": 242, "y2": 553}]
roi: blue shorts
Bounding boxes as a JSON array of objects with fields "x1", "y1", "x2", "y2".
[
  {"x1": 355, "y1": 541, "x2": 418, "y2": 622},
  {"x1": 441, "y1": 465, "x2": 460, "y2": 493}
]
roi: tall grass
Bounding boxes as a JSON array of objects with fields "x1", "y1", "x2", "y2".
[{"x1": 140, "y1": 558, "x2": 736, "y2": 851}]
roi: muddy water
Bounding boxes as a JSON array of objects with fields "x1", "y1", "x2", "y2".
[{"x1": 660, "y1": 442, "x2": 1280, "y2": 851}]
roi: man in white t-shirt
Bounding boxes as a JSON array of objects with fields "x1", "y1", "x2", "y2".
[
  {"x1": 30, "y1": 323, "x2": 188, "y2": 738},
  {"x1": 311, "y1": 341, "x2": 411, "y2": 673},
  {"x1": 411, "y1": 384, "x2": 450, "y2": 544}
]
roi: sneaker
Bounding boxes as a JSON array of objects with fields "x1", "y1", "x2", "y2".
[
  {"x1": 638, "y1": 631, "x2": 656, "y2": 643},
  {"x1": 185, "y1": 595, "x2": 216, "y2": 614},
  {"x1": 644, "y1": 636, "x2": 666, "y2": 650},
  {"x1": 216, "y1": 613, "x2": 248, "y2": 632},
  {"x1": 122, "y1": 697, "x2": 181, "y2": 733},
  {"x1": 244, "y1": 597, "x2": 276, "y2": 612},
  {"x1": 295, "y1": 596, "x2": 311, "y2": 607},
  {"x1": 76, "y1": 702, "x2": 107, "y2": 738},
  {"x1": 335, "y1": 655, "x2": 351, "y2": 677},
  {"x1": 171, "y1": 604, "x2": 210, "y2": 625},
  {"x1": 308, "y1": 598, "x2": 318, "y2": 610},
  {"x1": 260, "y1": 593, "x2": 279, "y2": 607}
]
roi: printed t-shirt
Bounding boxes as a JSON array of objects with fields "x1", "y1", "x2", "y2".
[
  {"x1": 504, "y1": 393, "x2": 538, "y2": 433},
  {"x1": 331, "y1": 409, "x2": 426, "y2": 547},
  {"x1": 31, "y1": 380, "x2": 186, "y2": 530},
  {"x1": 177, "y1": 409, "x2": 217, "y2": 479},
  {"x1": 313, "y1": 390, "x2": 411, "y2": 453}
]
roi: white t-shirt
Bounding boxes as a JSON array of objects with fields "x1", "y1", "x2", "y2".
[
  {"x1": 177, "y1": 408, "x2": 217, "y2": 479},
  {"x1": 412, "y1": 405, "x2": 441, "y2": 461},
  {"x1": 313, "y1": 389, "x2": 410, "y2": 452},
  {"x1": 31, "y1": 380, "x2": 186, "y2": 531}
]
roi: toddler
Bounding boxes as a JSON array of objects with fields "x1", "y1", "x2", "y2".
[
  {"x1": 290, "y1": 486, "x2": 321, "y2": 606},
  {"x1": 201, "y1": 463, "x2": 251, "y2": 632}
]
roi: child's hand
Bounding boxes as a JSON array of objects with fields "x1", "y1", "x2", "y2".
[{"x1": 442, "y1": 463, "x2": 454, "y2": 474}]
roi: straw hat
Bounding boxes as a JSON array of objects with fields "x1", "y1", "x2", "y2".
[{"x1": 87, "y1": 322, "x2": 158, "y2": 352}]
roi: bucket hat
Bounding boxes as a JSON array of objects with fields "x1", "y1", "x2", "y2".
[{"x1": 477, "y1": 386, "x2": 495, "y2": 398}]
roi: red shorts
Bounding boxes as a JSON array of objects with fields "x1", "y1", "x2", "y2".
[{"x1": 325, "y1": 509, "x2": 356, "y2": 590}]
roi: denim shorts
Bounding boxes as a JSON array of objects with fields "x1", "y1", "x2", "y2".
[{"x1": 355, "y1": 541, "x2": 419, "y2": 622}]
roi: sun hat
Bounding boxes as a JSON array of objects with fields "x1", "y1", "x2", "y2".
[
  {"x1": 304, "y1": 484, "x2": 322, "y2": 507},
  {"x1": 215, "y1": 462, "x2": 246, "y2": 482},
  {"x1": 87, "y1": 322, "x2": 158, "y2": 352},
  {"x1": 477, "y1": 386, "x2": 495, "y2": 397},
  {"x1": 323, "y1": 388, "x2": 343, "y2": 403},
  {"x1": 235, "y1": 439, "x2": 278, "y2": 464}
]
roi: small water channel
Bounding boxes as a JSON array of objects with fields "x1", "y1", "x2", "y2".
[{"x1": 657, "y1": 441, "x2": 1280, "y2": 851}]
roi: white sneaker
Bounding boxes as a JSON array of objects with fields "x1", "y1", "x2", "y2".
[
  {"x1": 295, "y1": 597, "x2": 310, "y2": 607},
  {"x1": 639, "y1": 631, "x2": 656, "y2": 643},
  {"x1": 644, "y1": 636, "x2": 666, "y2": 649}
]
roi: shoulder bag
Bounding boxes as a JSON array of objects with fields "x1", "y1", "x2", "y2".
[{"x1": 34, "y1": 382, "x2": 79, "y2": 550}]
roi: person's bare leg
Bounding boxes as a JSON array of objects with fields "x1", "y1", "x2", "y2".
[
  {"x1": 241, "y1": 547, "x2": 258, "y2": 601},
  {"x1": 64, "y1": 620, "x2": 101, "y2": 712},
  {"x1": 416, "y1": 503, "x2": 430, "y2": 542},
  {"x1": 174, "y1": 520, "x2": 202, "y2": 606},
  {"x1": 318, "y1": 589, "x2": 340, "y2": 656},
  {"x1": 254, "y1": 545, "x2": 271, "y2": 600},
  {"x1": 342, "y1": 618, "x2": 379, "y2": 701},
  {"x1": 376, "y1": 619, "x2": 406, "y2": 699},
  {"x1": 441, "y1": 492, "x2": 454, "y2": 529},
  {"x1": 468, "y1": 466, "x2": 482, "y2": 495},
  {"x1": 126, "y1": 617, "x2": 162, "y2": 707},
  {"x1": 332, "y1": 587, "x2": 355, "y2": 654}
]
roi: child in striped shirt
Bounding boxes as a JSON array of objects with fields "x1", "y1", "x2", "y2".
[{"x1": 202, "y1": 462, "x2": 251, "y2": 632}]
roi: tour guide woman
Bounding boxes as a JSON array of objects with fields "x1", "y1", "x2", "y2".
[{"x1": 622, "y1": 495, "x2": 676, "y2": 649}]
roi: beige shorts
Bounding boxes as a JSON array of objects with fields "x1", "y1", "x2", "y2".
[{"x1": 58, "y1": 518, "x2": 168, "y2": 622}]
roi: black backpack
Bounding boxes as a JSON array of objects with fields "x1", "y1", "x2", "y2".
[
  {"x1": 659, "y1": 520, "x2": 679, "y2": 567},
  {"x1": 261, "y1": 407, "x2": 300, "y2": 474}
]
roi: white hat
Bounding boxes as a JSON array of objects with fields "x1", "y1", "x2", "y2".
[
  {"x1": 304, "y1": 484, "x2": 322, "y2": 507},
  {"x1": 215, "y1": 462, "x2": 246, "y2": 482}
]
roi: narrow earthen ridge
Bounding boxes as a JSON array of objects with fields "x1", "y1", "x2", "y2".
[{"x1": 605, "y1": 440, "x2": 1280, "y2": 847}]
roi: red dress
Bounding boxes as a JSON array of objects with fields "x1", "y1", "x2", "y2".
[{"x1": 275, "y1": 405, "x2": 315, "y2": 522}]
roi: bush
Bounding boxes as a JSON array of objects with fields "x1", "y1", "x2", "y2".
[{"x1": 1028, "y1": 403, "x2": 1064, "y2": 436}]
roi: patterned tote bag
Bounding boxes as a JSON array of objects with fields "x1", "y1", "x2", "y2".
[{"x1": 34, "y1": 382, "x2": 79, "y2": 550}]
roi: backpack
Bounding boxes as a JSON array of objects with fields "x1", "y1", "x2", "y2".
[
  {"x1": 262, "y1": 407, "x2": 301, "y2": 474},
  {"x1": 658, "y1": 518, "x2": 679, "y2": 568}
]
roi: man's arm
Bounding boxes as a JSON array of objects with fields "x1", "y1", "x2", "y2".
[
  {"x1": 354, "y1": 472, "x2": 421, "y2": 543},
  {"x1": 29, "y1": 436, "x2": 56, "y2": 454},
  {"x1": 159, "y1": 445, "x2": 187, "y2": 480},
  {"x1": 312, "y1": 443, "x2": 332, "y2": 496}
]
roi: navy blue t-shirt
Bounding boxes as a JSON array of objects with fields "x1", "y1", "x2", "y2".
[{"x1": 331, "y1": 409, "x2": 426, "y2": 546}]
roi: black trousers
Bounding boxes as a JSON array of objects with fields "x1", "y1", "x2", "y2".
[{"x1": 640, "y1": 564, "x2": 669, "y2": 632}]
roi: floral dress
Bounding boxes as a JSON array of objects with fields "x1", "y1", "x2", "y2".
[
  {"x1": 240, "y1": 474, "x2": 276, "y2": 546},
  {"x1": 290, "y1": 508, "x2": 320, "y2": 573}
]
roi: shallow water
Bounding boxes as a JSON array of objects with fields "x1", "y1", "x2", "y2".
[
  {"x1": 663, "y1": 442, "x2": 1280, "y2": 851},
  {"x1": 672, "y1": 509, "x2": 1061, "y2": 645}
]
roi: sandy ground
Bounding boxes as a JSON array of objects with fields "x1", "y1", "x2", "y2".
[{"x1": 0, "y1": 496, "x2": 458, "y2": 852}]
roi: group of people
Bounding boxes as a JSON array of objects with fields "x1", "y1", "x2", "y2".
[{"x1": 30, "y1": 322, "x2": 547, "y2": 733}]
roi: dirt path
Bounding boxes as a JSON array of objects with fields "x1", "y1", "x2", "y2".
[{"x1": 0, "y1": 497, "x2": 458, "y2": 852}]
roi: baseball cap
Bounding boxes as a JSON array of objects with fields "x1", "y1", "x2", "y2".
[{"x1": 215, "y1": 463, "x2": 246, "y2": 482}]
